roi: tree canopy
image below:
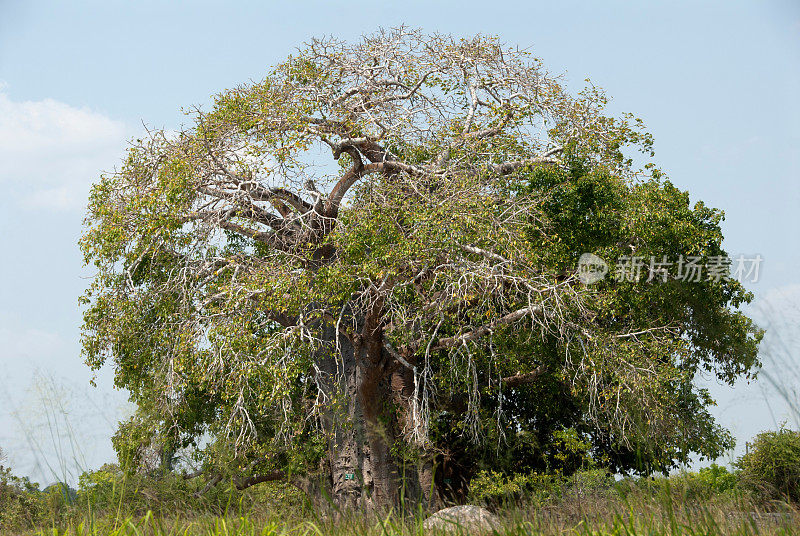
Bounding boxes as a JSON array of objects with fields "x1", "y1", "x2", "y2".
[{"x1": 80, "y1": 28, "x2": 761, "y2": 510}]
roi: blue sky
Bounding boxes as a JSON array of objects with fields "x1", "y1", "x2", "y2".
[{"x1": 0, "y1": 0, "x2": 798, "y2": 485}]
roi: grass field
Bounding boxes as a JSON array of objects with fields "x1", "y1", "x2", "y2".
[
  {"x1": 10, "y1": 477, "x2": 799, "y2": 536},
  {"x1": 5, "y1": 443, "x2": 800, "y2": 535},
  {"x1": 18, "y1": 506, "x2": 800, "y2": 536}
]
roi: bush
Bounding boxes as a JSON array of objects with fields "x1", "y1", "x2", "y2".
[
  {"x1": 566, "y1": 468, "x2": 615, "y2": 497},
  {"x1": 613, "y1": 464, "x2": 740, "y2": 505},
  {"x1": 76, "y1": 464, "x2": 126, "y2": 513},
  {"x1": 0, "y1": 464, "x2": 43, "y2": 530},
  {"x1": 693, "y1": 464, "x2": 739, "y2": 496},
  {"x1": 667, "y1": 464, "x2": 739, "y2": 502},
  {"x1": 468, "y1": 470, "x2": 534, "y2": 507},
  {"x1": 468, "y1": 470, "x2": 570, "y2": 508},
  {"x1": 468, "y1": 466, "x2": 618, "y2": 509},
  {"x1": 737, "y1": 427, "x2": 800, "y2": 503},
  {"x1": 73, "y1": 463, "x2": 309, "y2": 518}
]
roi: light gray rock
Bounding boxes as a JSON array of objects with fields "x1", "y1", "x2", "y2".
[{"x1": 423, "y1": 505, "x2": 501, "y2": 534}]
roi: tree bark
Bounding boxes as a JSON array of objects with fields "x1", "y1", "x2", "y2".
[
  {"x1": 313, "y1": 323, "x2": 437, "y2": 513},
  {"x1": 313, "y1": 324, "x2": 390, "y2": 512}
]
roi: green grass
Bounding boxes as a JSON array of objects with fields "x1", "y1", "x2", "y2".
[
  {"x1": 11, "y1": 489, "x2": 799, "y2": 536},
  {"x1": 15, "y1": 509, "x2": 800, "y2": 536},
  {"x1": 4, "y1": 461, "x2": 799, "y2": 535}
]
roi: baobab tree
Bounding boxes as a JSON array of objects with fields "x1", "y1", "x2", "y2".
[{"x1": 81, "y1": 28, "x2": 760, "y2": 511}]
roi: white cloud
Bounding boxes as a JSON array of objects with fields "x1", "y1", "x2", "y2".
[
  {"x1": 0, "y1": 87, "x2": 129, "y2": 211},
  {"x1": 0, "y1": 325, "x2": 66, "y2": 363}
]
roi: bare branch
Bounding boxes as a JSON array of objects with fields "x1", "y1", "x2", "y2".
[
  {"x1": 502, "y1": 364, "x2": 547, "y2": 388},
  {"x1": 234, "y1": 470, "x2": 287, "y2": 490},
  {"x1": 491, "y1": 150, "x2": 563, "y2": 175},
  {"x1": 433, "y1": 305, "x2": 544, "y2": 350}
]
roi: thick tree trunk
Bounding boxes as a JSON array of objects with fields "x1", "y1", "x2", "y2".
[
  {"x1": 313, "y1": 323, "x2": 438, "y2": 513},
  {"x1": 313, "y1": 324, "x2": 394, "y2": 512}
]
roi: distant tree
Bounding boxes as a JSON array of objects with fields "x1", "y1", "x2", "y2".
[{"x1": 80, "y1": 29, "x2": 761, "y2": 511}]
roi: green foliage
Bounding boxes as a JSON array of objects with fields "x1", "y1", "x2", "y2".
[
  {"x1": 692, "y1": 464, "x2": 739, "y2": 496},
  {"x1": 648, "y1": 464, "x2": 740, "y2": 503},
  {"x1": 0, "y1": 462, "x2": 79, "y2": 531},
  {"x1": 466, "y1": 464, "x2": 746, "y2": 517},
  {"x1": 737, "y1": 426, "x2": 800, "y2": 503},
  {"x1": 73, "y1": 463, "x2": 309, "y2": 518},
  {"x1": 0, "y1": 464, "x2": 42, "y2": 531},
  {"x1": 548, "y1": 428, "x2": 594, "y2": 474},
  {"x1": 566, "y1": 468, "x2": 615, "y2": 497},
  {"x1": 468, "y1": 467, "x2": 616, "y2": 509},
  {"x1": 77, "y1": 464, "x2": 119, "y2": 508},
  {"x1": 504, "y1": 165, "x2": 760, "y2": 474},
  {"x1": 467, "y1": 470, "x2": 539, "y2": 507}
]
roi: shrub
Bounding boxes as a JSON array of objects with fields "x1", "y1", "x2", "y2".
[
  {"x1": 76, "y1": 464, "x2": 124, "y2": 513},
  {"x1": 693, "y1": 464, "x2": 739, "y2": 496},
  {"x1": 566, "y1": 468, "x2": 615, "y2": 497},
  {"x1": 0, "y1": 464, "x2": 43, "y2": 530},
  {"x1": 737, "y1": 427, "x2": 800, "y2": 503},
  {"x1": 468, "y1": 470, "x2": 568, "y2": 507},
  {"x1": 666, "y1": 464, "x2": 739, "y2": 502},
  {"x1": 73, "y1": 463, "x2": 309, "y2": 518},
  {"x1": 468, "y1": 470, "x2": 534, "y2": 507}
]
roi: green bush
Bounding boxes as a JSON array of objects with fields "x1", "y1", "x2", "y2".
[
  {"x1": 667, "y1": 464, "x2": 739, "y2": 502},
  {"x1": 613, "y1": 464, "x2": 740, "y2": 504},
  {"x1": 73, "y1": 463, "x2": 309, "y2": 518},
  {"x1": 737, "y1": 427, "x2": 800, "y2": 503},
  {"x1": 469, "y1": 468, "x2": 617, "y2": 508},
  {"x1": 0, "y1": 461, "x2": 79, "y2": 531},
  {"x1": 0, "y1": 464, "x2": 43, "y2": 530},
  {"x1": 77, "y1": 463, "x2": 119, "y2": 509},
  {"x1": 76, "y1": 465, "x2": 229, "y2": 516},
  {"x1": 468, "y1": 470, "x2": 569, "y2": 507},
  {"x1": 468, "y1": 470, "x2": 534, "y2": 507},
  {"x1": 693, "y1": 464, "x2": 739, "y2": 496},
  {"x1": 566, "y1": 468, "x2": 615, "y2": 497}
]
